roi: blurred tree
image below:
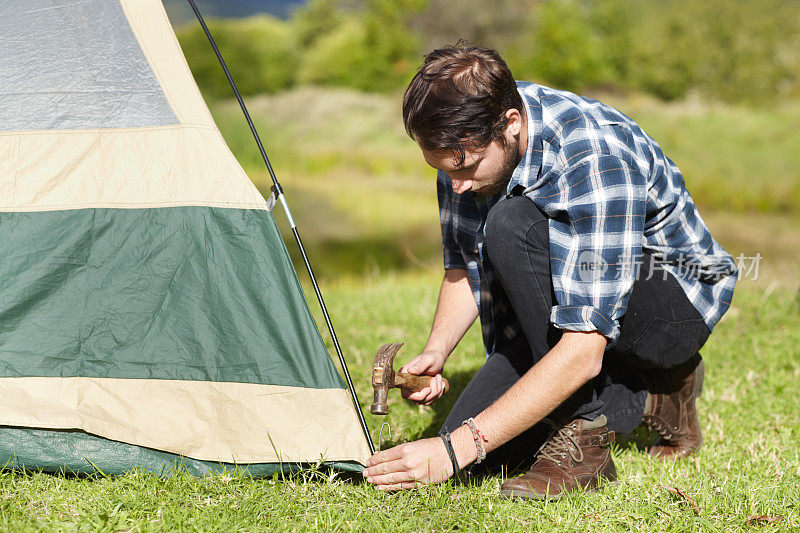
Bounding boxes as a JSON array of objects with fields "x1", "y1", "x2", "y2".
[
  {"x1": 297, "y1": 0, "x2": 424, "y2": 92},
  {"x1": 297, "y1": 18, "x2": 372, "y2": 88},
  {"x1": 586, "y1": 0, "x2": 635, "y2": 87},
  {"x1": 510, "y1": 0, "x2": 611, "y2": 91},
  {"x1": 409, "y1": 0, "x2": 538, "y2": 54},
  {"x1": 628, "y1": 0, "x2": 800, "y2": 103},
  {"x1": 175, "y1": 0, "x2": 800, "y2": 105},
  {"x1": 627, "y1": 2, "x2": 700, "y2": 101},
  {"x1": 177, "y1": 16, "x2": 298, "y2": 98},
  {"x1": 292, "y1": 0, "x2": 346, "y2": 49}
]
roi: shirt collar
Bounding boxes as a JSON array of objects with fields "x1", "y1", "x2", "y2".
[{"x1": 507, "y1": 82, "x2": 544, "y2": 196}]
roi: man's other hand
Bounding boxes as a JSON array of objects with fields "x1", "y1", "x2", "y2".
[{"x1": 399, "y1": 350, "x2": 447, "y2": 405}]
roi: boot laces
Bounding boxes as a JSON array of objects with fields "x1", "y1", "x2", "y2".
[
  {"x1": 537, "y1": 419, "x2": 583, "y2": 465},
  {"x1": 642, "y1": 415, "x2": 673, "y2": 440}
]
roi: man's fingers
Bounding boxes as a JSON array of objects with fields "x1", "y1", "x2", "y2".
[
  {"x1": 400, "y1": 352, "x2": 440, "y2": 375},
  {"x1": 362, "y1": 458, "x2": 407, "y2": 479},
  {"x1": 422, "y1": 383, "x2": 440, "y2": 405},
  {"x1": 404, "y1": 387, "x2": 430, "y2": 402},
  {"x1": 377, "y1": 481, "x2": 423, "y2": 491},
  {"x1": 403, "y1": 374, "x2": 445, "y2": 405},
  {"x1": 422, "y1": 375, "x2": 445, "y2": 404},
  {"x1": 400, "y1": 356, "x2": 428, "y2": 375},
  {"x1": 422, "y1": 383, "x2": 442, "y2": 403},
  {"x1": 400, "y1": 363, "x2": 430, "y2": 375},
  {"x1": 365, "y1": 468, "x2": 419, "y2": 487},
  {"x1": 364, "y1": 445, "x2": 405, "y2": 467}
]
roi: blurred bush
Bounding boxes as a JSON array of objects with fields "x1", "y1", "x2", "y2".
[
  {"x1": 177, "y1": 15, "x2": 298, "y2": 98},
  {"x1": 176, "y1": 0, "x2": 800, "y2": 104},
  {"x1": 509, "y1": 0, "x2": 611, "y2": 92},
  {"x1": 622, "y1": 0, "x2": 800, "y2": 103},
  {"x1": 296, "y1": 0, "x2": 422, "y2": 92}
]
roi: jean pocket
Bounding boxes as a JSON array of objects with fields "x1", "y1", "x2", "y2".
[{"x1": 633, "y1": 317, "x2": 707, "y2": 369}]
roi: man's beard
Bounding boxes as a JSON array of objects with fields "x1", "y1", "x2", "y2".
[{"x1": 473, "y1": 139, "x2": 521, "y2": 197}]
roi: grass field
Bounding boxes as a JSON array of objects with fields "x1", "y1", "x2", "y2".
[
  {"x1": 1, "y1": 276, "x2": 797, "y2": 531},
  {"x1": 1, "y1": 88, "x2": 798, "y2": 530}
]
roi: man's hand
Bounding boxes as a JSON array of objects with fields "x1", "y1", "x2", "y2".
[
  {"x1": 399, "y1": 350, "x2": 447, "y2": 405},
  {"x1": 362, "y1": 437, "x2": 453, "y2": 490},
  {"x1": 398, "y1": 269, "x2": 477, "y2": 406}
]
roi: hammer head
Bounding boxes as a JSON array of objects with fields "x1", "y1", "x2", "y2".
[{"x1": 370, "y1": 342, "x2": 404, "y2": 415}]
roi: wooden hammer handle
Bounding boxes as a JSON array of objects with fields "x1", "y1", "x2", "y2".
[{"x1": 393, "y1": 372, "x2": 450, "y2": 393}]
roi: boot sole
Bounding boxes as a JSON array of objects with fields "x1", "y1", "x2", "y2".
[{"x1": 498, "y1": 480, "x2": 619, "y2": 501}]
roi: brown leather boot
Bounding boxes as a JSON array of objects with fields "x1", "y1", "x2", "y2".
[
  {"x1": 641, "y1": 355, "x2": 705, "y2": 460},
  {"x1": 499, "y1": 415, "x2": 617, "y2": 500}
]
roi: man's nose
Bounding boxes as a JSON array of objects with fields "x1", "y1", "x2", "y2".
[{"x1": 451, "y1": 178, "x2": 470, "y2": 194}]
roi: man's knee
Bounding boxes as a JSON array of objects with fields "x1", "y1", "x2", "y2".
[{"x1": 484, "y1": 196, "x2": 549, "y2": 253}]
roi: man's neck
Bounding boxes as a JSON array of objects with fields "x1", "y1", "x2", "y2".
[{"x1": 518, "y1": 110, "x2": 528, "y2": 161}]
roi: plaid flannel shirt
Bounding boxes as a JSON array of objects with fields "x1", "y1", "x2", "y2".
[{"x1": 439, "y1": 82, "x2": 738, "y2": 355}]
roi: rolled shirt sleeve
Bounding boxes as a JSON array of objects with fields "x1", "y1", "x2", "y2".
[
  {"x1": 443, "y1": 241, "x2": 467, "y2": 270},
  {"x1": 539, "y1": 154, "x2": 647, "y2": 345}
]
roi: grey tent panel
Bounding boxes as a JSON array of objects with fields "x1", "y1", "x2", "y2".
[{"x1": 0, "y1": 0, "x2": 177, "y2": 132}]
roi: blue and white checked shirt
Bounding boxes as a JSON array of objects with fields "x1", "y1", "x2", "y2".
[{"x1": 439, "y1": 82, "x2": 738, "y2": 355}]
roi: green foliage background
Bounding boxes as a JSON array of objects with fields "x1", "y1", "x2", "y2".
[{"x1": 176, "y1": 0, "x2": 800, "y2": 104}]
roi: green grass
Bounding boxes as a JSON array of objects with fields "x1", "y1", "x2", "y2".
[{"x1": 0, "y1": 275, "x2": 797, "y2": 531}]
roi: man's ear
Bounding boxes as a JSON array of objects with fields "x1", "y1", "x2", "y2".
[{"x1": 505, "y1": 108, "x2": 523, "y2": 136}]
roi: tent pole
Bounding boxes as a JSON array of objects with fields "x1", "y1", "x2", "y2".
[{"x1": 185, "y1": 0, "x2": 376, "y2": 456}]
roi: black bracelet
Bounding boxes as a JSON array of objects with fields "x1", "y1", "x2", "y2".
[{"x1": 438, "y1": 429, "x2": 461, "y2": 477}]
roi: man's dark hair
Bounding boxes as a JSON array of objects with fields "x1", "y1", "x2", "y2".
[{"x1": 402, "y1": 43, "x2": 524, "y2": 165}]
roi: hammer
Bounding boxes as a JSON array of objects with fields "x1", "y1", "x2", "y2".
[{"x1": 370, "y1": 342, "x2": 449, "y2": 415}]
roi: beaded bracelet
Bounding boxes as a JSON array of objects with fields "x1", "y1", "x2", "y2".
[{"x1": 461, "y1": 417, "x2": 488, "y2": 464}]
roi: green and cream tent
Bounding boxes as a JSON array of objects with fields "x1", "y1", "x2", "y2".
[{"x1": 0, "y1": 0, "x2": 371, "y2": 475}]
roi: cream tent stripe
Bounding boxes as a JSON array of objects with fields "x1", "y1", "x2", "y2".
[
  {"x1": 0, "y1": 126, "x2": 266, "y2": 212},
  {"x1": 121, "y1": 0, "x2": 215, "y2": 127},
  {"x1": 0, "y1": 377, "x2": 371, "y2": 465}
]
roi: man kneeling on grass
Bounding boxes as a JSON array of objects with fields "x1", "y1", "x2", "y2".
[{"x1": 362, "y1": 44, "x2": 738, "y2": 499}]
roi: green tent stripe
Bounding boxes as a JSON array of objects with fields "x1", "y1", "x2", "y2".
[
  {"x1": 0, "y1": 207, "x2": 343, "y2": 389},
  {"x1": 0, "y1": 426, "x2": 363, "y2": 477}
]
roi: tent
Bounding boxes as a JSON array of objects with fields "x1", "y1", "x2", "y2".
[{"x1": 0, "y1": 0, "x2": 372, "y2": 476}]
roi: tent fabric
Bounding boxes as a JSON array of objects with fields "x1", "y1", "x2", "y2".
[
  {"x1": 0, "y1": 0, "x2": 177, "y2": 131},
  {"x1": 0, "y1": 127, "x2": 266, "y2": 212},
  {"x1": 0, "y1": 208, "x2": 342, "y2": 389},
  {"x1": 0, "y1": 427, "x2": 365, "y2": 477},
  {"x1": 121, "y1": 0, "x2": 218, "y2": 125},
  {"x1": 0, "y1": 378, "x2": 367, "y2": 464},
  {"x1": 0, "y1": 0, "x2": 371, "y2": 473}
]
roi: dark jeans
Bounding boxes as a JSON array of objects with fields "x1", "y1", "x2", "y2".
[{"x1": 441, "y1": 196, "x2": 710, "y2": 473}]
